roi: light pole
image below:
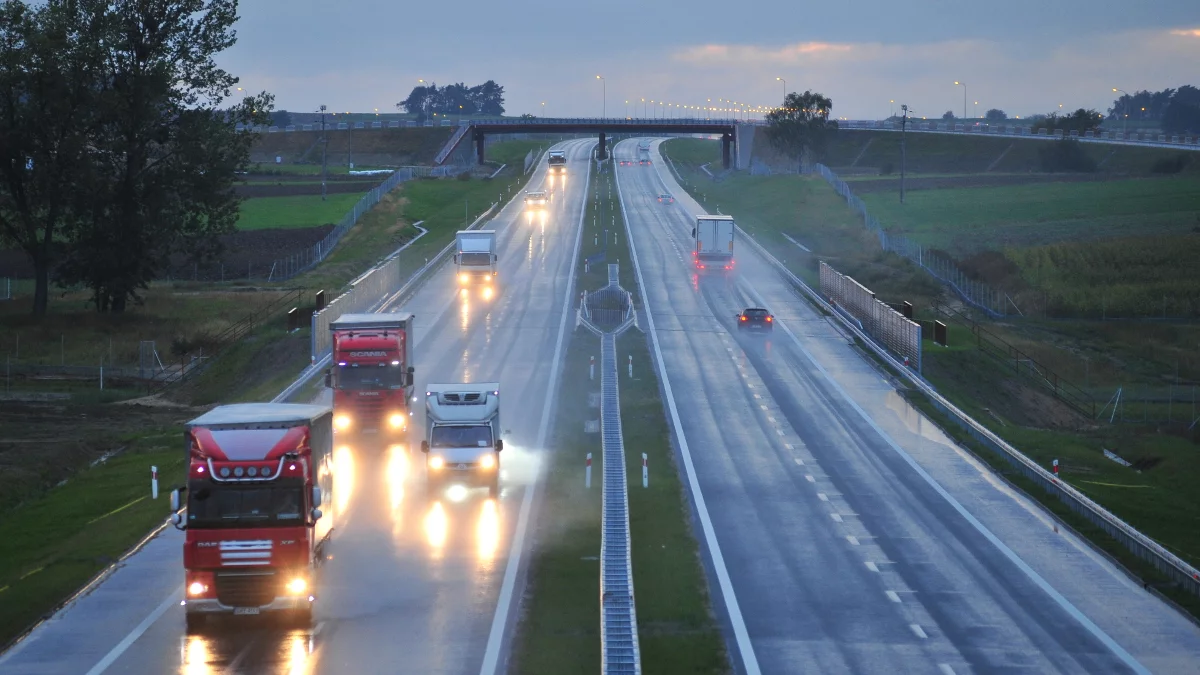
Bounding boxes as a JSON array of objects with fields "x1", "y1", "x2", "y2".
[
  {"x1": 900, "y1": 104, "x2": 912, "y2": 204},
  {"x1": 596, "y1": 75, "x2": 605, "y2": 118},
  {"x1": 890, "y1": 99, "x2": 895, "y2": 118},
  {"x1": 1112, "y1": 88, "x2": 1129, "y2": 137},
  {"x1": 776, "y1": 77, "x2": 786, "y2": 101},
  {"x1": 319, "y1": 105, "x2": 328, "y2": 201},
  {"x1": 954, "y1": 81, "x2": 967, "y2": 120},
  {"x1": 641, "y1": 98, "x2": 646, "y2": 117},
  {"x1": 541, "y1": 101, "x2": 546, "y2": 118},
  {"x1": 974, "y1": 101, "x2": 979, "y2": 120}
]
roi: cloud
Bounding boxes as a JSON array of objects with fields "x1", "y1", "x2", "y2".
[
  {"x1": 674, "y1": 42, "x2": 853, "y2": 65},
  {"x1": 1170, "y1": 28, "x2": 1200, "y2": 37}
]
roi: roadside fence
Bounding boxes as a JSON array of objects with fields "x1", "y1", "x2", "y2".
[{"x1": 820, "y1": 261, "x2": 922, "y2": 372}]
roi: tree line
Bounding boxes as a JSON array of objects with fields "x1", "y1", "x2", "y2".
[
  {"x1": 1109, "y1": 86, "x2": 1200, "y2": 135},
  {"x1": 397, "y1": 81, "x2": 505, "y2": 123},
  {"x1": 0, "y1": 0, "x2": 269, "y2": 315}
]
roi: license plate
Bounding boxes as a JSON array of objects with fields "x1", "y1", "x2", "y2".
[{"x1": 233, "y1": 607, "x2": 260, "y2": 616}]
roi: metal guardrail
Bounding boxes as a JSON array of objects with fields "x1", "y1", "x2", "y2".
[
  {"x1": 733, "y1": 224, "x2": 1200, "y2": 596},
  {"x1": 435, "y1": 124, "x2": 473, "y2": 165},
  {"x1": 599, "y1": 330, "x2": 642, "y2": 675},
  {"x1": 309, "y1": 203, "x2": 498, "y2": 362}
]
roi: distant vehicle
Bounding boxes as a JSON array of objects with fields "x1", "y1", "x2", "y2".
[
  {"x1": 524, "y1": 190, "x2": 548, "y2": 207},
  {"x1": 658, "y1": 193, "x2": 674, "y2": 204},
  {"x1": 547, "y1": 150, "x2": 567, "y2": 175},
  {"x1": 637, "y1": 147, "x2": 651, "y2": 165},
  {"x1": 736, "y1": 308, "x2": 774, "y2": 332},
  {"x1": 691, "y1": 215, "x2": 735, "y2": 272},
  {"x1": 326, "y1": 313, "x2": 415, "y2": 440},
  {"x1": 455, "y1": 230, "x2": 498, "y2": 284},
  {"x1": 422, "y1": 383, "x2": 503, "y2": 497},
  {"x1": 170, "y1": 403, "x2": 334, "y2": 631},
  {"x1": 619, "y1": 158, "x2": 632, "y2": 166}
]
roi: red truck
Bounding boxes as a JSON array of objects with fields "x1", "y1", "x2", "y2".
[
  {"x1": 326, "y1": 313, "x2": 416, "y2": 441},
  {"x1": 168, "y1": 403, "x2": 334, "y2": 631}
]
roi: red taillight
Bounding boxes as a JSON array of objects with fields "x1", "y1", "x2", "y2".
[
  {"x1": 740, "y1": 316, "x2": 747, "y2": 321},
  {"x1": 766, "y1": 316, "x2": 773, "y2": 322}
]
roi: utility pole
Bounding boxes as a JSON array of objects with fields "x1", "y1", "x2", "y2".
[
  {"x1": 900, "y1": 104, "x2": 910, "y2": 204},
  {"x1": 319, "y1": 105, "x2": 328, "y2": 201}
]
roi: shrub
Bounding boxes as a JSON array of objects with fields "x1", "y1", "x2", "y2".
[
  {"x1": 1038, "y1": 140, "x2": 1096, "y2": 173},
  {"x1": 1151, "y1": 153, "x2": 1191, "y2": 175},
  {"x1": 879, "y1": 161, "x2": 894, "y2": 175}
]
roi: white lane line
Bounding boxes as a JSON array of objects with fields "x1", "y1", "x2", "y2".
[
  {"x1": 817, "y1": 493, "x2": 829, "y2": 501},
  {"x1": 865, "y1": 562, "x2": 880, "y2": 573},
  {"x1": 794, "y1": 458, "x2": 805, "y2": 466},
  {"x1": 938, "y1": 665, "x2": 957, "y2": 675},
  {"x1": 224, "y1": 639, "x2": 256, "y2": 673},
  {"x1": 805, "y1": 474, "x2": 815, "y2": 483},
  {"x1": 84, "y1": 586, "x2": 181, "y2": 675},
  {"x1": 760, "y1": 405, "x2": 768, "y2": 411},
  {"x1": 767, "y1": 416, "x2": 776, "y2": 423},
  {"x1": 783, "y1": 443, "x2": 793, "y2": 450},
  {"x1": 830, "y1": 513, "x2": 843, "y2": 523},
  {"x1": 479, "y1": 140, "x2": 593, "y2": 675},
  {"x1": 846, "y1": 536, "x2": 860, "y2": 546},
  {"x1": 886, "y1": 591, "x2": 901, "y2": 603},
  {"x1": 910, "y1": 624, "x2": 928, "y2": 639},
  {"x1": 616, "y1": 140, "x2": 762, "y2": 675},
  {"x1": 742, "y1": 285, "x2": 1152, "y2": 675},
  {"x1": 775, "y1": 429, "x2": 785, "y2": 436}
]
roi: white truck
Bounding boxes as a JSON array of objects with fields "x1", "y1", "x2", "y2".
[
  {"x1": 691, "y1": 215, "x2": 735, "y2": 273},
  {"x1": 547, "y1": 150, "x2": 567, "y2": 175},
  {"x1": 454, "y1": 230, "x2": 497, "y2": 285},
  {"x1": 421, "y1": 383, "x2": 503, "y2": 497}
]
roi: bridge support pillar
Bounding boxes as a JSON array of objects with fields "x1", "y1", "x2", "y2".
[
  {"x1": 474, "y1": 131, "x2": 486, "y2": 164},
  {"x1": 598, "y1": 132, "x2": 608, "y2": 160},
  {"x1": 722, "y1": 133, "x2": 732, "y2": 170}
]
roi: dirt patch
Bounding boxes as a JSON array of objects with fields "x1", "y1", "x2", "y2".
[
  {"x1": 848, "y1": 173, "x2": 1104, "y2": 194},
  {"x1": 164, "y1": 225, "x2": 334, "y2": 281}
]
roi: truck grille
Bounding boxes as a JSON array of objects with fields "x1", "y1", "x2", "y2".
[
  {"x1": 355, "y1": 396, "x2": 385, "y2": 416},
  {"x1": 216, "y1": 572, "x2": 277, "y2": 607},
  {"x1": 442, "y1": 393, "x2": 481, "y2": 404}
]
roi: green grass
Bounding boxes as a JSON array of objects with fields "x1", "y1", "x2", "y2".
[
  {"x1": 236, "y1": 193, "x2": 366, "y2": 230},
  {"x1": 0, "y1": 429, "x2": 184, "y2": 648},
  {"x1": 485, "y1": 140, "x2": 544, "y2": 168}
]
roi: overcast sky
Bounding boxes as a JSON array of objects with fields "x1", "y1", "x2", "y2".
[{"x1": 218, "y1": 0, "x2": 1200, "y2": 120}]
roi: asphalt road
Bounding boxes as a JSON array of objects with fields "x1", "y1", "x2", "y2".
[
  {"x1": 0, "y1": 139, "x2": 595, "y2": 675},
  {"x1": 614, "y1": 138, "x2": 1200, "y2": 675}
]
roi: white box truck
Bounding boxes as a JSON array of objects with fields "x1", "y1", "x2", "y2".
[
  {"x1": 421, "y1": 383, "x2": 503, "y2": 497},
  {"x1": 454, "y1": 230, "x2": 497, "y2": 285},
  {"x1": 692, "y1": 215, "x2": 735, "y2": 272}
]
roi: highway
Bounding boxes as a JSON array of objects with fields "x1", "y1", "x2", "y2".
[
  {"x1": 614, "y1": 138, "x2": 1200, "y2": 675},
  {"x1": 0, "y1": 139, "x2": 594, "y2": 675}
]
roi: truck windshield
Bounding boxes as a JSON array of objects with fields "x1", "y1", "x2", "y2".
[
  {"x1": 187, "y1": 479, "x2": 305, "y2": 528},
  {"x1": 430, "y1": 425, "x2": 493, "y2": 448},
  {"x1": 336, "y1": 365, "x2": 407, "y2": 390},
  {"x1": 459, "y1": 252, "x2": 492, "y2": 266}
]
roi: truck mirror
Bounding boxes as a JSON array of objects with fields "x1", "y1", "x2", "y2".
[
  {"x1": 420, "y1": 440, "x2": 429, "y2": 453},
  {"x1": 691, "y1": 228, "x2": 696, "y2": 238},
  {"x1": 310, "y1": 508, "x2": 323, "y2": 523},
  {"x1": 407, "y1": 373, "x2": 415, "y2": 387},
  {"x1": 170, "y1": 512, "x2": 184, "y2": 528},
  {"x1": 495, "y1": 439, "x2": 504, "y2": 452},
  {"x1": 407, "y1": 366, "x2": 415, "y2": 374},
  {"x1": 453, "y1": 254, "x2": 459, "y2": 264},
  {"x1": 323, "y1": 370, "x2": 331, "y2": 388},
  {"x1": 311, "y1": 486, "x2": 323, "y2": 508},
  {"x1": 170, "y1": 488, "x2": 181, "y2": 512}
]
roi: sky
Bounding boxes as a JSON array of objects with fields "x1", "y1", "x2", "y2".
[{"x1": 218, "y1": 0, "x2": 1200, "y2": 120}]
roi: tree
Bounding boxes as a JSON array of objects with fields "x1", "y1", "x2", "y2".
[
  {"x1": 397, "y1": 80, "x2": 506, "y2": 119},
  {"x1": 271, "y1": 109, "x2": 292, "y2": 127},
  {"x1": 54, "y1": 0, "x2": 270, "y2": 312},
  {"x1": 1031, "y1": 108, "x2": 1102, "y2": 135},
  {"x1": 985, "y1": 108, "x2": 1007, "y2": 122},
  {"x1": 1162, "y1": 85, "x2": 1200, "y2": 135},
  {"x1": 474, "y1": 80, "x2": 505, "y2": 116},
  {"x1": 764, "y1": 90, "x2": 837, "y2": 171},
  {"x1": 0, "y1": 0, "x2": 107, "y2": 315},
  {"x1": 942, "y1": 110, "x2": 955, "y2": 121}
]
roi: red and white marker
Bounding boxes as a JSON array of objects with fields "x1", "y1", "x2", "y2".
[
  {"x1": 585, "y1": 453, "x2": 593, "y2": 489},
  {"x1": 1052, "y1": 459, "x2": 1059, "y2": 478},
  {"x1": 642, "y1": 453, "x2": 649, "y2": 488},
  {"x1": 628, "y1": 355, "x2": 633, "y2": 378},
  {"x1": 589, "y1": 355, "x2": 595, "y2": 381},
  {"x1": 151, "y1": 465, "x2": 159, "y2": 500}
]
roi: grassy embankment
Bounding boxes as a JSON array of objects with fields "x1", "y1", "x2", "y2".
[
  {"x1": 0, "y1": 139, "x2": 539, "y2": 651},
  {"x1": 661, "y1": 137, "x2": 1200, "y2": 610},
  {"x1": 513, "y1": 154, "x2": 728, "y2": 674}
]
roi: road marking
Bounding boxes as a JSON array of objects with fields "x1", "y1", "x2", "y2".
[
  {"x1": 783, "y1": 443, "x2": 793, "y2": 450},
  {"x1": 767, "y1": 416, "x2": 776, "y2": 423},
  {"x1": 616, "y1": 140, "x2": 762, "y2": 675},
  {"x1": 84, "y1": 586, "x2": 181, "y2": 675},
  {"x1": 753, "y1": 393, "x2": 761, "y2": 399},
  {"x1": 865, "y1": 562, "x2": 879, "y2": 573},
  {"x1": 794, "y1": 458, "x2": 804, "y2": 466},
  {"x1": 830, "y1": 513, "x2": 843, "y2": 523},
  {"x1": 846, "y1": 536, "x2": 860, "y2": 546},
  {"x1": 740, "y1": 279, "x2": 1152, "y2": 675},
  {"x1": 775, "y1": 429, "x2": 785, "y2": 436},
  {"x1": 910, "y1": 624, "x2": 928, "y2": 639},
  {"x1": 805, "y1": 474, "x2": 815, "y2": 483},
  {"x1": 938, "y1": 665, "x2": 957, "y2": 675},
  {"x1": 817, "y1": 493, "x2": 828, "y2": 501},
  {"x1": 479, "y1": 140, "x2": 594, "y2": 675},
  {"x1": 886, "y1": 591, "x2": 901, "y2": 603},
  {"x1": 224, "y1": 639, "x2": 256, "y2": 673},
  {"x1": 760, "y1": 405, "x2": 768, "y2": 411}
]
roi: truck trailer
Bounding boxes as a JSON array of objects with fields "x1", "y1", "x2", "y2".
[
  {"x1": 421, "y1": 383, "x2": 502, "y2": 497},
  {"x1": 327, "y1": 313, "x2": 415, "y2": 440},
  {"x1": 454, "y1": 230, "x2": 498, "y2": 285},
  {"x1": 547, "y1": 149, "x2": 567, "y2": 175},
  {"x1": 692, "y1": 215, "x2": 735, "y2": 272},
  {"x1": 169, "y1": 403, "x2": 334, "y2": 630}
]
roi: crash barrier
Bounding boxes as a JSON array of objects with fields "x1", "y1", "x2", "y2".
[
  {"x1": 735, "y1": 226, "x2": 1200, "y2": 598},
  {"x1": 309, "y1": 203, "x2": 498, "y2": 362},
  {"x1": 819, "y1": 261, "x2": 922, "y2": 372}
]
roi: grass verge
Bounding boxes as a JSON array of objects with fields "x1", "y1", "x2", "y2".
[
  {"x1": 513, "y1": 155, "x2": 728, "y2": 673},
  {"x1": 237, "y1": 193, "x2": 366, "y2": 230}
]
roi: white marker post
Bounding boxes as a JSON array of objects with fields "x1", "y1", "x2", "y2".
[
  {"x1": 589, "y1": 356, "x2": 595, "y2": 381},
  {"x1": 642, "y1": 453, "x2": 648, "y2": 488},
  {"x1": 1052, "y1": 459, "x2": 1059, "y2": 479},
  {"x1": 586, "y1": 453, "x2": 592, "y2": 489},
  {"x1": 628, "y1": 355, "x2": 633, "y2": 378},
  {"x1": 151, "y1": 466, "x2": 159, "y2": 500}
]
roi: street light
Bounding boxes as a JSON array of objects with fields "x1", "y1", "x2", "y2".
[
  {"x1": 596, "y1": 75, "x2": 605, "y2": 118},
  {"x1": 900, "y1": 104, "x2": 913, "y2": 204},
  {"x1": 954, "y1": 81, "x2": 966, "y2": 120},
  {"x1": 974, "y1": 101, "x2": 978, "y2": 120},
  {"x1": 318, "y1": 105, "x2": 328, "y2": 201},
  {"x1": 890, "y1": 99, "x2": 895, "y2": 118},
  {"x1": 776, "y1": 77, "x2": 786, "y2": 100},
  {"x1": 625, "y1": 100, "x2": 629, "y2": 118},
  {"x1": 1112, "y1": 88, "x2": 1129, "y2": 137}
]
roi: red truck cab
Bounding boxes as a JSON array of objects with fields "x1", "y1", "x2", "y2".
[
  {"x1": 326, "y1": 313, "x2": 416, "y2": 442},
  {"x1": 170, "y1": 403, "x2": 335, "y2": 631}
]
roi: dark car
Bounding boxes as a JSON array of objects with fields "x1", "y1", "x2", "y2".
[
  {"x1": 658, "y1": 193, "x2": 674, "y2": 204},
  {"x1": 736, "y1": 308, "x2": 774, "y2": 331}
]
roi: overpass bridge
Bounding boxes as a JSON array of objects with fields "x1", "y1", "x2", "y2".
[{"x1": 436, "y1": 118, "x2": 742, "y2": 168}]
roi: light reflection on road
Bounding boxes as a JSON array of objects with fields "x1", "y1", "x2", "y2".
[
  {"x1": 477, "y1": 498, "x2": 500, "y2": 566},
  {"x1": 180, "y1": 635, "x2": 212, "y2": 675}
]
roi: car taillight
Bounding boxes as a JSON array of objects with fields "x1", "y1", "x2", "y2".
[
  {"x1": 740, "y1": 316, "x2": 747, "y2": 321},
  {"x1": 766, "y1": 316, "x2": 773, "y2": 322}
]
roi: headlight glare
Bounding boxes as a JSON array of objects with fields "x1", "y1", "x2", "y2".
[
  {"x1": 429, "y1": 456, "x2": 445, "y2": 470},
  {"x1": 287, "y1": 577, "x2": 307, "y2": 594}
]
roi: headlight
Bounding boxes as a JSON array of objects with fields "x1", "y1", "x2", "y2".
[
  {"x1": 389, "y1": 413, "x2": 406, "y2": 428},
  {"x1": 459, "y1": 273, "x2": 469, "y2": 283},
  {"x1": 287, "y1": 578, "x2": 307, "y2": 594},
  {"x1": 429, "y1": 456, "x2": 444, "y2": 470},
  {"x1": 334, "y1": 415, "x2": 351, "y2": 430},
  {"x1": 188, "y1": 581, "x2": 207, "y2": 596},
  {"x1": 480, "y1": 454, "x2": 496, "y2": 470}
]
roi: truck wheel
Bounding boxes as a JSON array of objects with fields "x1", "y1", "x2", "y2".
[{"x1": 185, "y1": 613, "x2": 206, "y2": 633}]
